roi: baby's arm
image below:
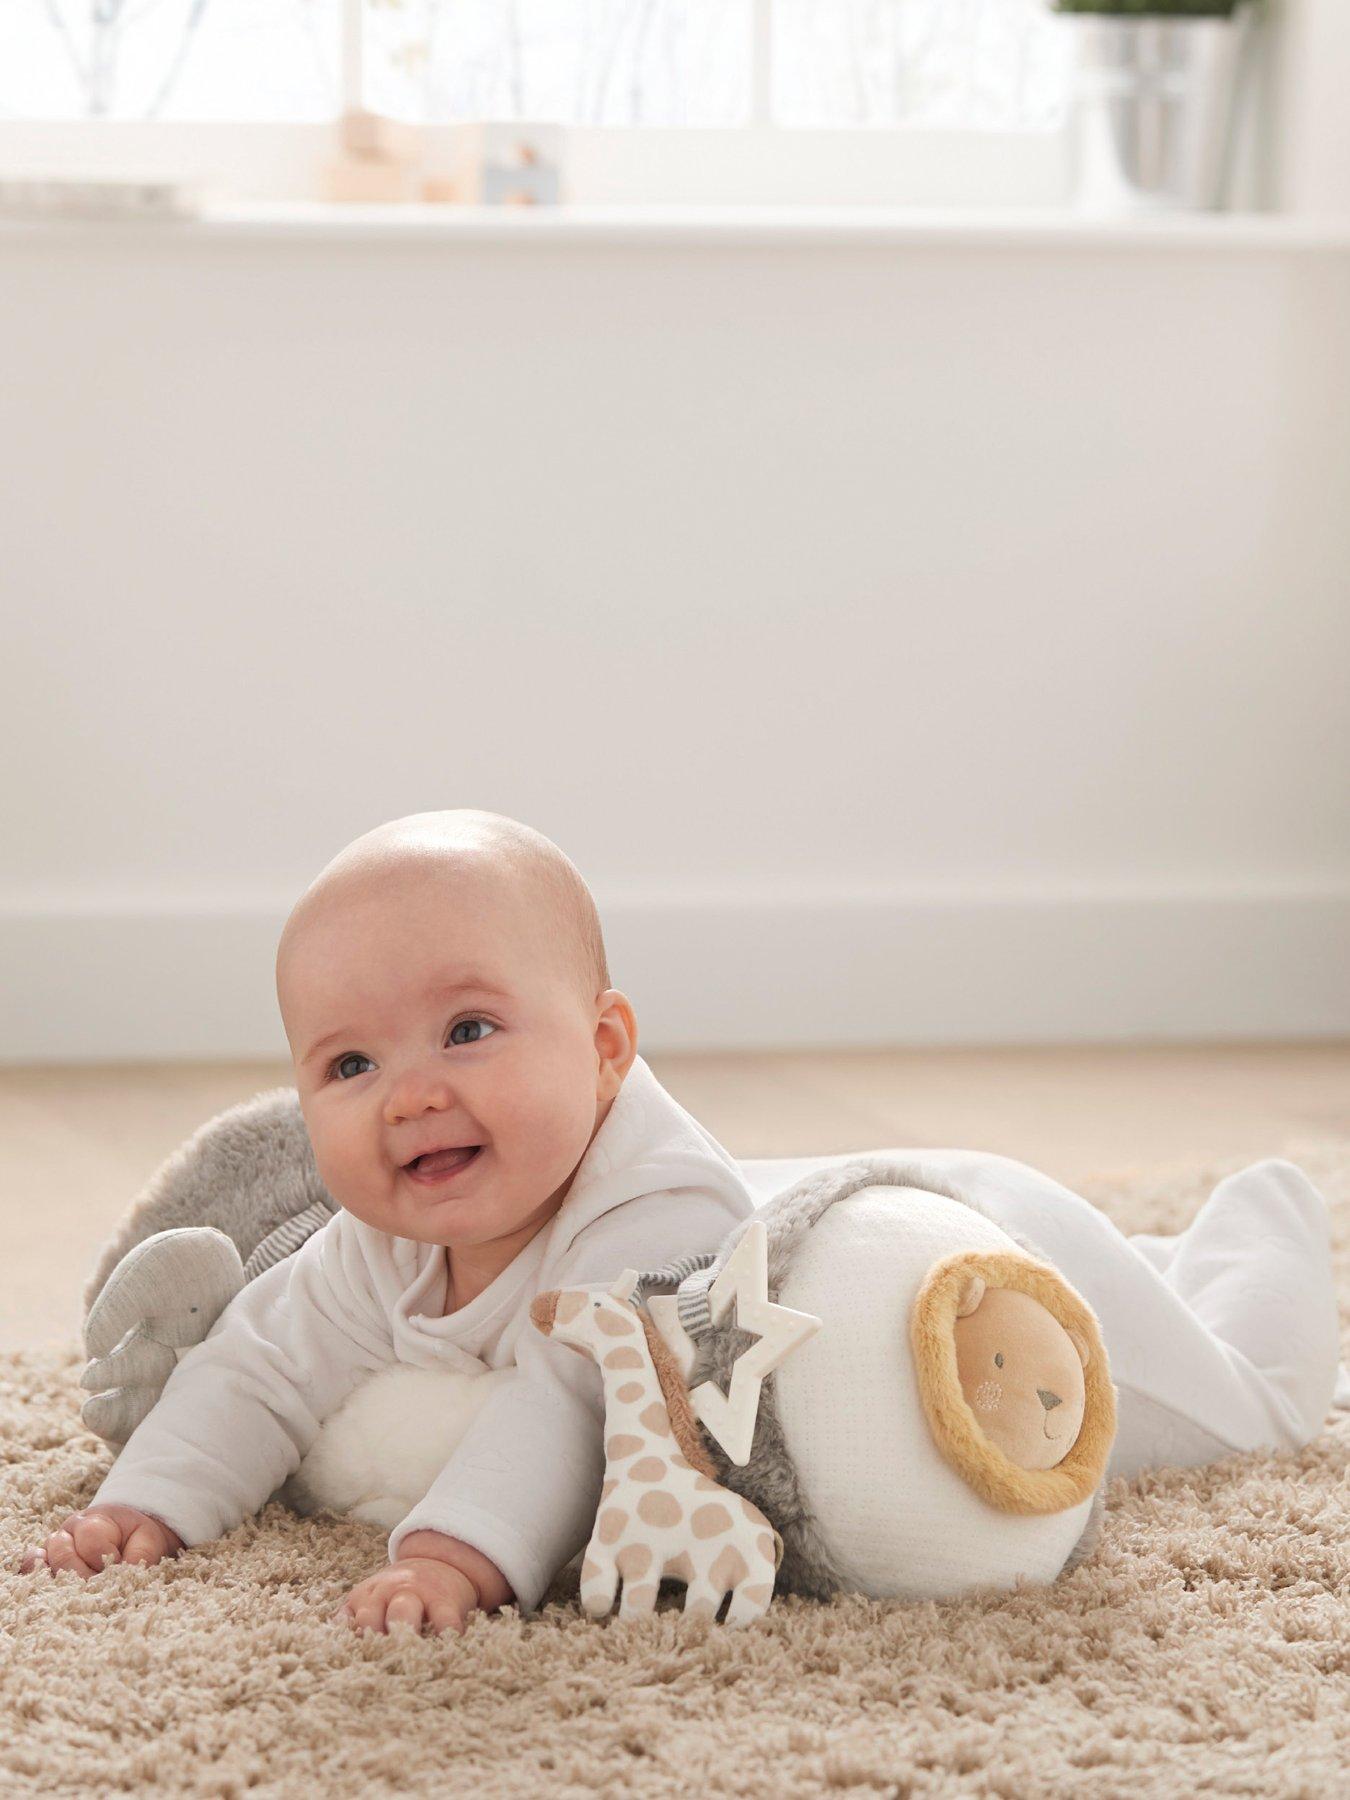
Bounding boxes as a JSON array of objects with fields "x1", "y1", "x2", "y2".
[
  {"x1": 368, "y1": 1185, "x2": 750, "y2": 1627},
  {"x1": 25, "y1": 1213, "x2": 398, "y2": 1576}
]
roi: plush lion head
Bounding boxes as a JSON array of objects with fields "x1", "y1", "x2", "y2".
[{"x1": 911, "y1": 1249, "x2": 1115, "y2": 1515}]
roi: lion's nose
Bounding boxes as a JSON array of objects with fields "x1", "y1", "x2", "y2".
[{"x1": 1037, "y1": 1389, "x2": 1062, "y2": 1411}]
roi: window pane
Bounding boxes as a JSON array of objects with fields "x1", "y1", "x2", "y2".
[
  {"x1": 0, "y1": 1, "x2": 340, "y2": 121},
  {"x1": 364, "y1": 0, "x2": 750, "y2": 126},
  {"x1": 773, "y1": 0, "x2": 1071, "y2": 130}
]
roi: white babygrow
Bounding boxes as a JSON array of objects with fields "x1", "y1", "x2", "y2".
[{"x1": 91, "y1": 1054, "x2": 755, "y2": 1612}]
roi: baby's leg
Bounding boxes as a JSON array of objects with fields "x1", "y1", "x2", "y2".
[{"x1": 922, "y1": 1153, "x2": 1343, "y2": 1480}]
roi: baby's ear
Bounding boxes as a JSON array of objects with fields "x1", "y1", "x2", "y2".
[
  {"x1": 1066, "y1": 1326, "x2": 1090, "y2": 1368},
  {"x1": 955, "y1": 1275, "x2": 986, "y2": 1318}
]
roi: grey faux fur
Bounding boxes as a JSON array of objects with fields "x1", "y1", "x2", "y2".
[{"x1": 81, "y1": 1087, "x2": 332, "y2": 1331}]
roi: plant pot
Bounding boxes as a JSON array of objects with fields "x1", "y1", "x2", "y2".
[{"x1": 1063, "y1": 10, "x2": 1254, "y2": 214}]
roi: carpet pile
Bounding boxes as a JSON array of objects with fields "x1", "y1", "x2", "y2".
[{"x1": 3, "y1": 1142, "x2": 1346, "y2": 1797}]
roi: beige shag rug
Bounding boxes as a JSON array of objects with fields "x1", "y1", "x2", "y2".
[{"x1": 4, "y1": 1142, "x2": 1347, "y2": 1799}]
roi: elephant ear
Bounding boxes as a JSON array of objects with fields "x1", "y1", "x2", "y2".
[{"x1": 910, "y1": 1249, "x2": 1116, "y2": 1516}]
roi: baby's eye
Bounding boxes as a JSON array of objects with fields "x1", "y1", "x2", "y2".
[
  {"x1": 448, "y1": 1018, "x2": 497, "y2": 1047},
  {"x1": 333, "y1": 1053, "x2": 373, "y2": 1081},
  {"x1": 994, "y1": 1353, "x2": 1004, "y2": 1369}
]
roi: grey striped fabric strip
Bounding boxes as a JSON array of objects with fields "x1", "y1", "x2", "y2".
[
  {"x1": 674, "y1": 1266, "x2": 717, "y2": 1339},
  {"x1": 241, "y1": 1200, "x2": 336, "y2": 1283},
  {"x1": 631, "y1": 1252, "x2": 720, "y2": 1339}
]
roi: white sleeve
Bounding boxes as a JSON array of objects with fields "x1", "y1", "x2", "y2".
[
  {"x1": 385, "y1": 1186, "x2": 749, "y2": 1612},
  {"x1": 91, "y1": 1215, "x2": 398, "y2": 1546}
]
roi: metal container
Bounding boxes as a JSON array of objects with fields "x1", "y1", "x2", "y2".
[{"x1": 1065, "y1": 11, "x2": 1254, "y2": 214}]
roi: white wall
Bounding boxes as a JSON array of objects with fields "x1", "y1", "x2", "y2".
[{"x1": 3, "y1": 218, "x2": 1349, "y2": 1058}]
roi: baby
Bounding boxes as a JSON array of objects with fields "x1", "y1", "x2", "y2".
[{"x1": 19, "y1": 809, "x2": 756, "y2": 1634}]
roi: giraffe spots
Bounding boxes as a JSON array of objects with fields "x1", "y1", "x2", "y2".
[
  {"x1": 630, "y1": 1456, "x2": 668, "y2": 1483},
  {"x1": 581, "y1": 1555, "x2": 601, "y2": 1584},
  {"x1": 669, "y1": 1452, "x2": 691, "y2": 1471},
  {"x1": 664, "y1": 1550, "x2": 694, "y2": 1584},
  {"x1": 691, "y1": 1503, "x2": 734, "y2": 1538},
  {"x1": 741, "y1": 1582, "x2": 773, "y2": 1608},
  {"x1": 606, "y1": 1433, "x2": 644, "y2": 1460},
  {"x1": 639, "y1": 1402, "x2": 671, "y2": 1435},
  {"x1": 595, "y1": 1309, "x2": 636, "y2": 1337},
  {"x1": 555, "y1": 1291, "x2": 587, "y2": 1324},
  {"x1": 600, "y1": 1479, "x2": 617, "y2": 1503},
  {"x1": 710, "y1": 1544, "x2": 749, "y2": 1591},
  {"x1": 622, "y1": 1585, "x2": 658, "y2": 1613},
  {"x1": 757, "y1": 1532, "x2": 777, "y2": 1565},
  {"x1": 616, "y1": 1543, "x2": 653, "y2": 1581},
  {"x1": 596, "y1": 1508, "x2": 627, "y2": 1546},
  {"x1": 615, "y1": 1381, "x2": 645, "y2": 1404},
  {"x1": 637, "y1": 1491, "x2": 682, "y2": 1529},
  {"x1": 603, "y1": 1347, "x2": 644, "y2": 1370},
  {"x1": 693, "y1": 1475, "x2": 721, "y2": 1492}
]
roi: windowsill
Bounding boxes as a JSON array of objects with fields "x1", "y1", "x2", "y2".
[{"x1": 3, "y1": 202, "x2": 1349, "y2": 252}]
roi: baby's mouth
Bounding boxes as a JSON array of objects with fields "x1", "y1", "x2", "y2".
[{"x1": 404, "y1": 1145, "x2": 483, "y2": 1181}]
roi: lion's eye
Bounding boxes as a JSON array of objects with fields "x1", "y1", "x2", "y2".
[{"x1": 994, "y1": 1353, "x2": 1004, "y2": 1368}]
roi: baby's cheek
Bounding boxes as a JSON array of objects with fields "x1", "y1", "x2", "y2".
[{"x1": 313, "y1": 1121, "x2": 375, "y2": 1213}]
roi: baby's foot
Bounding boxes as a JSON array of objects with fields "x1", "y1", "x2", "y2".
[{"x1": 81, "y1": 1228, "x2": 245, "y2": 1445}]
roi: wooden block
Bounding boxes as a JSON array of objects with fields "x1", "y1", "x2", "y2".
[
  {"x1": 421, "y1": 174, "x2": 468, "y2": 205},
  {"x1": 339, "y1": 109, "x2": 422, "y2": 165},
  {"x1": 320, "y1": 157, "x2": 423, "y2": 204}
]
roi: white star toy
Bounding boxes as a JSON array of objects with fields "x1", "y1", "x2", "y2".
[{"x1": 689, "y1": 1219, "x2": 822, "y2": 1465}]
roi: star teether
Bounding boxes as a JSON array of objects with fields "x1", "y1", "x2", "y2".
[{"x1": 688, "y1": 1220, "x2": 822, "y2": 1465}]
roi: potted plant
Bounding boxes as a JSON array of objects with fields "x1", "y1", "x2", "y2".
[{"x1": 1049, "y1": 1, "x2": 1259, "y2": 214}]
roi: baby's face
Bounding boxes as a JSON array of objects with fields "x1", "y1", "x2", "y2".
[{"x1": 278, "y1": 866, "x2": 625, "y2": 1257}]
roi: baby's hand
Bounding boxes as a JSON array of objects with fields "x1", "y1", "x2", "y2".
[
  {"x1": 336, "y1": 1556, "x2": 479, "y2": 1637},
  {"x1": 18, "y1": 1504, "x2": 184, "y2": 1579}
]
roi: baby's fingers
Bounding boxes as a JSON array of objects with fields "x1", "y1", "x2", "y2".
[
  {"x1": 43, "y1": 1528, "x2": 99, "y2": 1580},
  {"x1": 71, "y1": 1513, "x2": 123, "y2": 1572},
  {"x1": 424, "y1": 1596, "x2": 470, "y2": 1637},
  {"x1": 384, "y1": 1590, "x2": 426, "y2": 1633},
  {"x1": 347, "y1": 1591, "x2": 389, "y2": 1636},
  {"x1": 122, "y1": 1522, "x2": 167, "y2": 1566}
]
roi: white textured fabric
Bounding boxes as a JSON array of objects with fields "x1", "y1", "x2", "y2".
[
  {"x1": 91, "y1": 1055, "x2": 755, "y2": 1612},
  {"x1": 742, "y1": 1150, "x2": 1344, "y2": 1477},
  {"x1": 774, "y1": 1187, "x2": 1095, "y2": 1599}
]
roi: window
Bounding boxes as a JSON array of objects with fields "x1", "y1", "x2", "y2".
[
  {"x1": 3, "y1": 0, "x2": 1068, "y2": 131},
  {"x1": 4, "y1": 1, "x2": 341, "y2": 121},
  {"x1": 0, "y1": 2, "x2": 1076, "y2": 209}
]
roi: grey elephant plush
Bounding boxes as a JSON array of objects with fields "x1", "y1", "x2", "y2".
[{"x1": 81, "y1": 1088, "x2": 336, "y2": 1446}]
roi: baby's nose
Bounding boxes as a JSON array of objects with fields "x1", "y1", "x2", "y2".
[{"x1": 1037, "y1": 1388, "x2": 1062, "y2": 1412}]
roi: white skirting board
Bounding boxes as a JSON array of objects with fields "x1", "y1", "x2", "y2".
[{"x1": 2, "y1": 889, "x2": 1347, "y2": 1061}]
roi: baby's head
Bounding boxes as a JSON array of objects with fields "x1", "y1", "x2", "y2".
[{"x1": 276, "y1": 810, "x2": 636, "y2": 1260}]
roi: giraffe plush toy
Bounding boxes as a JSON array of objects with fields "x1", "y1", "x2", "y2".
[{"x1": 529, "y1": 1270, "x2": 783, "y2": 1625}]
